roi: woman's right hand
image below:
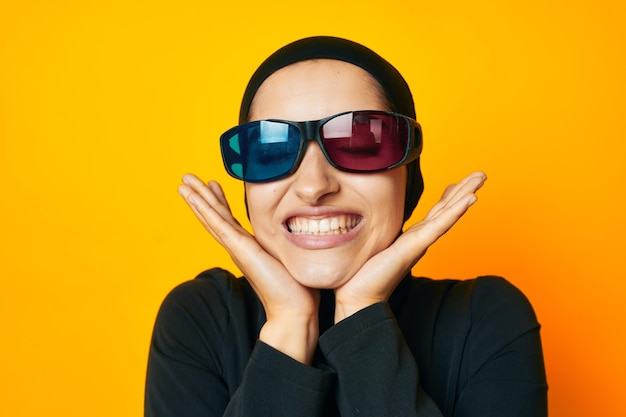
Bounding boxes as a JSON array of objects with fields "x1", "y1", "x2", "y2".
[{"x1": 178, "y1": 174, "x2": 320, "y2": 364}]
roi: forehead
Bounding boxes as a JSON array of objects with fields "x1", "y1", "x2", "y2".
[{"x1": 248, "y1": 59, "x2": 389, "y2": 122}]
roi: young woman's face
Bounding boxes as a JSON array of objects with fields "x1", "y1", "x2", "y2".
[{"x1": 245, "y1": 59, "x2": 407, "y2": 289}]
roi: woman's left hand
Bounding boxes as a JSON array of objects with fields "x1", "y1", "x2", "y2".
[{"x1": 333, "y1": 171, "x2": 487, "y2": 322}]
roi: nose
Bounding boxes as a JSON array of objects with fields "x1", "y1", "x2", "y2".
[{"x1": 291, "y1": 142, "x2": 340, "y2": 204}]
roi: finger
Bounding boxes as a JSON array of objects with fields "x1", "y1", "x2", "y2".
[
  {"x1": 209, "y1": 180, "x2": 230, "y2": 209},
  {"x1": 428, "y1": 193, "x2": 477, "y2": 231},
  {"x1": 425, "y1": 172, "x2": 486, "y2": 221},
  {"x1": 424, "y1": 186, "x2": 479, "y2": 228},
  {"x1": 181, "y1": 175, "x2": 240, "y2": 227},
  {"x1": 182, "y1": 174, "x2": 222, "y2": 207},
  {"x1": 177, "y1": 180, "x2": 248, "y2": 247},
  {"x1": 408, "y1": 173, "x2": 487, "y2": 247},
  {"x1": 178, "y1": 184, "x2": 230, "y2": 244},
  {"x1": 425, "y1": 185, "x2": 460, "y2": 221},
  {"x1": 440, "y1": 184, "x2": 456, "y2": 200},
  {"x1": 441, "y1": 171, "x2": 486, "y2": 202},
  {"x1": 208, "y1": 181, "x2": 242, "y2": 226}
]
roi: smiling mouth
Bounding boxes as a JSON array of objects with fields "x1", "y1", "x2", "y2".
[{"x1": 287, "y1": 215, "x2": 362, "y2": 236}]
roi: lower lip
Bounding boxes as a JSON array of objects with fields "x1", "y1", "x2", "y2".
[{"x1": 283, "y1": 222, "x2": 362, "y2": 249}]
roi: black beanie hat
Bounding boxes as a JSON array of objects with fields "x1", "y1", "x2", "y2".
[{"x1": 239, "y1": 36, "x2": 424, "y2": 222}]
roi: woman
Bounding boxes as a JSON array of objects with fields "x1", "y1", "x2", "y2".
[{"x1": 145, "y1": 36, "x2": 547, "y2": 416}]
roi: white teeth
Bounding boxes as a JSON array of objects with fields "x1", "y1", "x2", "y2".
[
  {"x1": 287, "y1": 215, "x2": 360, "y2": 235},
  {"x1": 330, "y1": 217, "x2": 339, "y2": 234}
]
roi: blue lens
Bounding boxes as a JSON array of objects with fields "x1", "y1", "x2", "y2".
[{"x1": 220, "y1": 121, "x2": 302, "y2": 182}]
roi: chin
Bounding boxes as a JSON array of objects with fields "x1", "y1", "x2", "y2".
[{"x1": 285, "y1": 258, "x2": 357, "y2": 289}]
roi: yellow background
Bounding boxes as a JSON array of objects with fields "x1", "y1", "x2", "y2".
[{"x1": 1, "y1": 0, "x2": 624, "y2": 416}]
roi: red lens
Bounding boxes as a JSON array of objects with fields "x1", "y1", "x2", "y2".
[{"x1": 320, "y1": 112, "x2": 408, "y2": 171}]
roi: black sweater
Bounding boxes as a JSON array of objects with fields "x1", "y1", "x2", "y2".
[{"x1": 145, "y1": 269, "x2": 547, "y2": 416}]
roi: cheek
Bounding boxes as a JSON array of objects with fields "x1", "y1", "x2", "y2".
[
  {"x1": 367, "y1": 168, "x2": 407, "y2": 220},
  {"x1": 245, "y1": 183, "x2": 282, "y2": 236}
]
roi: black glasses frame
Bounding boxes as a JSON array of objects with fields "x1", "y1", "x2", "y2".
[{"x1": 220, "y1": 110, "x2": 423, "y2": 182}]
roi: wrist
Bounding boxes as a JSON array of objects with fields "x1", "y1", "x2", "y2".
[
  {"x1": 334, "y1": 297, "x2": 383, "y2": 323},
  {"x1": 259, "y1": 315, "x2": 319, "y2": 365}
]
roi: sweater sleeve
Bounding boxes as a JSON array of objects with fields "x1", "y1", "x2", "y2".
[
  {"x1": 145, "y1": 271, "x2": 334, "y2": 417},
  {"x1": 449, "y1": 277, "x2": 548, "y2": 417},
  {"x1": 318, "y1": 303, "x2": 444, "y2": 417},
  {"x1": 223, "y1": 342, "x2": 334, "y2": 416}
]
